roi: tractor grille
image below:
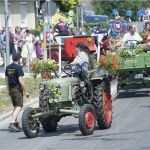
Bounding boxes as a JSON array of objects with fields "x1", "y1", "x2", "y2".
[{"x1": 39, "y1": 89, "x2": 50, "y2": 112}]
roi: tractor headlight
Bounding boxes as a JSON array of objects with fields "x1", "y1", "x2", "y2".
[
  {"x1": 80, "y1": 81, "x2": 85, "y2": 87},
  {"x1": 39, "y1": 83, "x2": 45, "y2": 91}
]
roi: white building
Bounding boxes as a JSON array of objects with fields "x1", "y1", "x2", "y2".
[{"x1": 0, "y1": 0, "x2": 36, "y2": 29}]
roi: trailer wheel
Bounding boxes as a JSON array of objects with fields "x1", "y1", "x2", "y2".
[
  {"x1": 94, "y1": 81, "x2": 112, "y2": 129},
  {"x1": 41, "y1": 116, "x2": 58, "y2": 132},
  {"x1": 22, "y1": 107, "x2": 40, "y2": 138},
  {"x1": 79, "y1": 104, "x2": 96, "y2": 136}
]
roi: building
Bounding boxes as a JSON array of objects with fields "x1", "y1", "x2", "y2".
[
  {"x1": 0, "y1": 0, "x2": 36, "y2": 29},
  {"x1": 0, "y1": 0, "x2": 59, "y2": 30}
]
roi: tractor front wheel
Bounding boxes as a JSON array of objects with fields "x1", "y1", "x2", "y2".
[
  {"x1": 79, "y1": 104, "x2": 96, "y2": 136},
  {"x1": 22, "y1": 107, "x2": 40, "y2": 138}
]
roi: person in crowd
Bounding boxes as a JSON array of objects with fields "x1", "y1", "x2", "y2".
[
  {"x1": 122, "y1": 25, "x2": 143, "y2": 47},
  {"x1": 54, "y1": 18, "x2": 69, "y2": 36},
  {"x1": 5, "y1": 53, "x2": 25, "y2": 132},
  {"x1": 21, "y1": 29, "x2": 35, "y2": 68},
  {"x1": 100, "y1": 35, "x2": 111, "y2": 55},
  {"x1": 138, "y1": 26, "x2": 150, "y2": 51},
  {"x1": 21, "y1": 29, "x2": 28, "y2": 66},
  {"x1": 0, "y1": 28, "x2": 5, "y2": 65},
  {"x1": 26, "y1": 29, "x2": 35, "y2": 59},
  {"x1": 9, "y1": 28, "x2": 16, "y2": 60},
  {"x1": 14, "y1": 26, "x2": 22, "y2": 54},
  {"x1": 34, "y1": 36, "x2": 43, "y2": 59}
]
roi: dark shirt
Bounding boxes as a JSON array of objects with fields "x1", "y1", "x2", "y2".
[
  {"x1": 5, "y1": 63, "x2": 24, "y2": 88},
  {"x1": 54, "y1": 22, "x2": 69, "y2": 36}
]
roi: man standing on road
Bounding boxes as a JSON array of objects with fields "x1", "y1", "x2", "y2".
[{"x1": 5, "y1": 53, "x2": 25, "y2": 132}]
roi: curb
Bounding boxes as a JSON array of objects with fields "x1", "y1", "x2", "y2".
[
  {"x1": 0, "y1": 98, "x2": 38, "y2": 121},
  {"x1": 0, "y1": 72, "x2": 33, "y2": 78}
]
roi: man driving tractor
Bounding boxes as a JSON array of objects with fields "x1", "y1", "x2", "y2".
[{"x1": 70, "y1": 43, "x2": 95, "y2": 77}]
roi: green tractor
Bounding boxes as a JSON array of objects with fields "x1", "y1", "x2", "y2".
[{"x1": 22, "y1": 48, "x2": 112, "y2": 138}]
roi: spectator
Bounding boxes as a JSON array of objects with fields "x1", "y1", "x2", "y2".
[
  {"x1": 5, "y1": 53, "x2": 25, "y2": 132},
  {"x1": 34, "y1": 36, "x2": 43, "y2": 59},
  {"x1": 14, "y1": 26, "x2": 23, "y2": 55},
  {"x1": 0, "y1": 28, "x2": 5, "y2": 65},
  {"x1": 21, "y1": 29, "x2": 34, "y2": 67},
  {"x1": 54, "y1": 18, "x2": 69, "y2": 36},
  {"x1": 122, "y1": 25, "x2": 143, "y2": 47},
  {"x1": 9, "y1": 29, "x2": 16, "y2": 59}
]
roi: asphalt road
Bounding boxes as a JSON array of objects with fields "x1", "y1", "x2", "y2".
[{"x1": 0, "y1": 89, "x2": 150, "y2": 150}]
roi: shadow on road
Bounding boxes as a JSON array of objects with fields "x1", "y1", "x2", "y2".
[
  {"x1": 141, "y1": 105, "x2": 150, "y2": 109},
  {"x1": 62, "y1": 128, "x2": 150, "y2": 141},
  {"x1": 117, "y1": 81, "x2": 150, "y2": 99},
  {"x1": 0, "y1": 128, "x2": 10, "y2": 132},
  {"x1": 18, "y1": 122, "x2": 150, "y2": 141},
  {"x1": 117, "y1": 90, "x2": 150, "y2": 99},
  {"x1": 18, "y1": 124, "x2": 79, "y2": 140}
]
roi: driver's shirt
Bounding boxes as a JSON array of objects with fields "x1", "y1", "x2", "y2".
[
  {"x1": 71, "y1": 51, "x2": 89, "y2": 66},
  {"x1": 122, "y1": 32, "x2": 142, "y2": 47}
]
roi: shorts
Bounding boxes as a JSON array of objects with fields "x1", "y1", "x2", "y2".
[{"x1": 9, "y1": 86, "x2": 23, "y2": 107}]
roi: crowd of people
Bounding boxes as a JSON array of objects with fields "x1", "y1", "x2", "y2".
[
  {"x1": 0, "y1": 16, "x2": 150, "y2": 71},
  {"x1": 0, "y1": 18, "x2": 88, "y2": 69},
  {"x1": 0, "y1": 27, "x2": 37, "y2": 68}
]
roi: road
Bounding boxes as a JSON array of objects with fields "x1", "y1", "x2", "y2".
[{"x1": 0, "y1": 89, "x2": 150, "y2": 150}]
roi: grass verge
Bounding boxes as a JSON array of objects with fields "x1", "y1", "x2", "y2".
[{"x1": 0, "y1": 76, "x2": 41, "y2": 112}]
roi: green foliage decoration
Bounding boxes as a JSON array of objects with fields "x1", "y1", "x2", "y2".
[
  {"x1": 92, "y1": 0, "x2": 150, "y2": 20},
  {"x1": 54, "y1": 0, "x2": 79, "y2": 12},
  {"x1": 31, "y1": 59, "x2": 58, "y2": 77}
]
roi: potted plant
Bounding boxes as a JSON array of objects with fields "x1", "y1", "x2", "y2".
[
  {"x1": 31, "y1": 59, "x2": 58, "y2": 79},
  {"x1": 99, "y1": 53, "x2": 119, "y2": 75}
]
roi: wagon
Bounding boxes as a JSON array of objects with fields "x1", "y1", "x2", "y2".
[{"x1": 117, "y1": 41, "x2": 150, "y2": 88}]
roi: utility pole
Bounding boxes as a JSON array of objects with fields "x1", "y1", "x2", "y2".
[
  {"x1": 4, "y1": 0, "x2": 10, "y2": 66},
  {"x1": 47, "y1": 0, "x2": 51, "y2": 59},
  {"x1": 81, "y1": 6, "x2": 84, "y2": 32},
  {"x1": 35, "y1": 0, "x2": 39, "y2": 24},
  {"x1": 43, "y1": 0, "x2": 51, "y2": 60},
  {"x1": 76, "y1": 5, "x2": 80, "y2": 31}
]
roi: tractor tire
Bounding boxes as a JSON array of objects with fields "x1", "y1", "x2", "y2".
[
  {"x1": 41, "y1": 116, "x2": 58, "y2": 132},
  {"x1": 79, "y1": 104, "x2": 96, "y2": 136},
  {"x1": 94, "y1": 81, "x2": 112, "y2": 129},
  {"x1": 22, "y1": 107, "x2": 40, "y2": 138}
]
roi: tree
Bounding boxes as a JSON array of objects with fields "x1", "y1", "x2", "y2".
[
  {"x1": 54, "y1": 0, "x2": 79, "y2": 12},
  {"x1": 92, "y1": 0, "x2": 150, "y2": 20}
]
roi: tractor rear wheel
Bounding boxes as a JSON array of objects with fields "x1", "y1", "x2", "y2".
[
  {"x1": 41, "y1": 116, "x2": 58, "y2": 132},
  {"x1": 79, "y1": 104, "x2": 96, "y2": 135},
  {"x1": 94, "y1": 81, "x2": 112, "y2": 129}
]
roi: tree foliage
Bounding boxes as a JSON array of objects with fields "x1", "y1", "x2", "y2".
[
  {"x1": 54, "y1": 0, "x2": 79, "y2": 12},
  {"x1": 92, "y1": 0, "x2": 150, "y2": 19}
]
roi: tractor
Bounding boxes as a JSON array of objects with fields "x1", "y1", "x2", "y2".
[{"x1": 22, "y1": 37, "x2": 112, "y2": 138}]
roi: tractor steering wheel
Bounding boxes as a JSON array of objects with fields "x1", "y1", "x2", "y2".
[{"x1": 62, "y1": 64, "x2": 82, "y2": 76}]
